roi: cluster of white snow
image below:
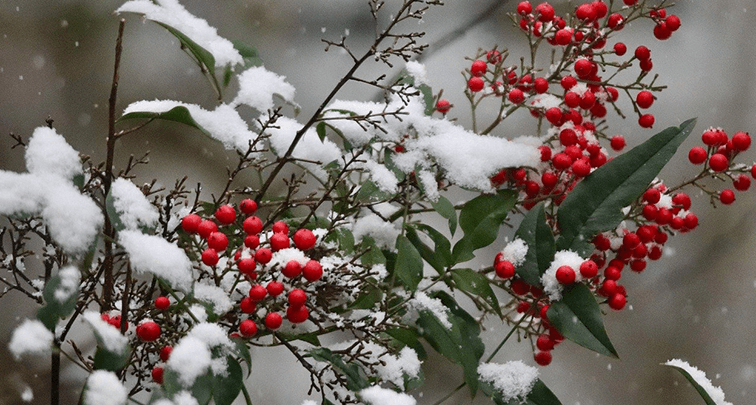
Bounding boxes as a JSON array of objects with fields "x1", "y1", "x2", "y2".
[
  {"x1": 409, "y1": 291, "x2": 452, "y2": 329},
  {"x1": 85, "y1": 370, "x2": 127, "y2": 405},
  {"x1": 665, "y1": 359, "x2": 733, "y2": 405},
  {"x1": 477, "y1": 360, "x2": 539, "y2": 402},
  {"x1": 118, "y1": 230, "x2": 194, "y2": 291},
  {"x1": 82, "y1": 311, "x2": 129, "y2": 354},
  {"x1": 501, "y1": 238, "x2": 529, "y2": 266},
  {"x1": 541, "y1": 250, "x2": 586, "y2": 300},
  {"x1": 8, "y1": 319, "x2": 54, "y2": 360},
  {"x1": 110, "y1": 178, "x2": 159, "y2": 230}
]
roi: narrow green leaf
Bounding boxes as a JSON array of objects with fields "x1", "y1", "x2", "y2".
[
  {"x1": 316, "y1": 121, "x2": 327, "y2": 142},
  {"x1": 162, "y1": 369, "x2": 182, "y2": 397},
  {"x1": 556, "y1": 118, "x2": 697, "y2": 255},
  {"x1": 347, "y1": 282, "x2": 383, "y2": 310},
  {"x1": 191, "y1": 371, "x2": 214, "y2": 405},
  {"x1": 432, "y1": 195, "x2": 458, "y2": 236},
  {"x1": 36, "y1": 272, "x2": 79, "y2": 331},
  {"x1": 663, "y1": 363, "x2": 717, "y2": 405},
  {"x1": 514, "y1": 203, "x2": 555, "y2": 285},
  {"x1": 308, "y1": 348, "x2": 369, "y2": 391},
  {"x1": 383, "y1": 328, "x2": 427, "y2": 360},
  {"x1": 212, "y1": 356, "x2": 243, "y2": 405},
  {"x1": 405, "y1": 225, "x2": 451, "y2": 275},
  {"x1": 453, "y1": 190, "x2": 518, "y2": 263},
  {"x1": 118, "y1": 105, "x2": 209, "y2": 133},
  {"x1": 93, "y1": 346, "x2": 130, "y2": 372},
  {"x1": 279, "y1": 331, "x2": 321, "y2": 346},
  {"x1": 481, "y1": 379, "x2": 562, "y2": 405},
  {"x1": 546, "y1": 284, "x2": 618, "y2": 358},
  {"x1": 105, "y1": 190, "x2": 126, "y2": 232},
  {"x1": 356, "y1": 180, "x2": 392, "y2": 202},
  {"x1": 230, "y1": 337, "x2": 252, "y2": 375},
  {"x1": 450, "y1": 268, "x2": 501, "y2": 316},
  {"x1": 231, "y1": 39, "x2": 263, "y2": 68},
  {"x1": 360, "y1": 237, "x2": 386, "y2": 268},
  {"x1": 156, "y1": 22, "x2": 222, "y2": 98},
  {"x1": 395, "y1": 234, "x2": 424, "y2": 291}
]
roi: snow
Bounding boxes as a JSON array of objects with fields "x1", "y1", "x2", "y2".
[
  {"x1": 20, "y1": 386, "x2": 33, "y2": 402},
  {"x1": 359, "y1": 386, "x2": 416, "y2": 405},
  {"x1": 8, "y1": 319, "x2": 53, "y2": 360},
  {"x1": 478, "y1": 361, "x2": 539, "y2": 402},
  {"x1": 264, "y1": 116, "x2": 342, "y2": 181},
  {"x1": 417, "y1": 170, "x2": 439, "y2": 201},
  {"x1": 84, "y1": 370, "x2": 127, "y2": 405},
  {"x1": 187, "y1": 322, "x2": 234, "y2": 349},
  {"x1": 364, "y1": 160, "x2": 399, "y2": 194},
  {"x1": 122, "y1": 100, "x2": 258, "y2": 153},
  {"x1": 173, "y1": 391, "x2": 200, "y2": 405},
  {"x1": 665, "y1": 359, "x2": 732, "y2": 405},
  {"x1": 541, "y1": 250, "x2": 586, "y2": 301},
  {"x1": 531, "y1": 93, "x2": 562, "y2": 110},
  {"x1": 116, "y1": 0, "x2": 243, "y2": 67},
  {"x1": 410, "y1": 291, "x2": 452, "y2": 329},
  {"x1": 167, "y1": 336, "x2": 212, "y2": 385},
  {"x1": 501, "y1": 238, "x2": 529, "y2": 267},
  {"x1": 377, "y1": 346, "x2": 421, "y2": 389},
  {"x1": 231, "y1": 66, "x2": 297, "y2": 112},
  {"x1": 110, "y1": 178, "x2": 159, "y2": 230},
  {"x1": 41, "y1": 184, "x2": 103, "y2": 253},
  {"x1": 351, "y1": 214, "x2": 400, "y2": 251},
  {"x1": 269, "y1": 247, "x2": 309, "y2": 268},
  {"x1": 405, "y1": 61, "x2": 428, "y2": 85},
  {"x1": 322, "y1": 100, "x2": 396, "y2": 146},
  {"x1": 0, "y1": 173, "x2": 45, "y2": 215},
  {"x1": 193, "y1": 283, "x2": 234, "y2": 315},
  {"x1": 82, "y1": 311, "x2": 129, "y2": 354},
  {"x1": 118, "y1": 230, "x2": 193, "y2": 291},
  {"x1": 54, "y1": 266, "x2": 79, "y2": 303},
  {"x1": 25, "y1": 127, "x2": 82, "y2": 180},
  {"x1": 301, "y1": 401, "x2": 317, "y2": 405}
]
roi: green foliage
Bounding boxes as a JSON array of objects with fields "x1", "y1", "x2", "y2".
[
  {"x1": 514, "y1": 202, "x2": 555, "y2": 286},
  {"x1": 450, "y1": 268, "x2": 501, "y2": 316},
  {"x1": 480, "y1": 379, "x2": 562, "y2": 405},
  {"x1": 453, "y1": 190, "x2": 518, "y2": 263},
  {"x1": 156, "y1": 23, "x2": 223, "y2": 98},
  {"x1": 118, "y1": 106, "x2": 209, "y2": 135},
  {"x1": 663, "y1": 363, "x2": 717, "y2": 405},
  {"x1": 36, "y1": 272, "x2": 79, "y2": 331},
  {"x1": 432, "y1": 195, "x2": 458, "y2": 236},
  {"x1": 395, "y1": 234, "x2": 424, "y2": 291},
  {"x1": 308, "y1": 348, "x2": 370, "y2": 391},
  {"x1": 405, "y1": 224, "x2": 452, "y2": 276},
  {"x1": 93, "y1": 345, "x2": 130, "y2": 372},
  {"x1": 212, "y1": 356, "x2": 244, "y2": 405}
]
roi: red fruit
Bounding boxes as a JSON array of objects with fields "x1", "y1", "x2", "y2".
[
  {"x1": 201, "y1": 248, "x2": 219, "y2": 266},
  {"x1": 540, "y1": 304, "x2": 550, "y2": 320},
  {"x1": 638, "y1": 114, "x2": 655, "y2": 128},
  {"x1": 152, "y1": 367, "x2": 164, "y2": 384},
  {"x1": 592, "y1": 1, "x2": 608, "y2": 18},
  {"x1": 672, "y1": 193, "x2": 691, "y2": 210},
  {"x1": 536, "y1": 334, "x2": 554, "y2": 351},
  {"x1": 608, "y1": 293, "x2": 626, "y2": 310},
  {"x1": 288, "y1": 289, "x2": 307, "y2": 307},
  {"x1": 576, "y1": 4, "x2": 597, "y2": 21},
  {"x1": 656, "y1": 207, "x2": 673, "y2": 225},
  {"x1": 207, "y1": 232, "x2": 229, "y2": 251},
  {"x1": 215, "y1": 204, "x2": 236, "y2": 225},
  {"x1": 487, "y1": 50, "x2": 503, "y2": 64},
  {"x1": 535, "y1": 2, "x2": 555, "y2": 21},
  {"x1": 435, "y1": 99, "x2": 451, "y2": 114},
  {"x1": 639, "y1": 58, "x2": 653, "y2": 72},
  {"x1": 240, "y1": 297, "x2": 257, "y2": 314},
  {"x1": 542, "y1": 172, "x2": 558, "y2": 189},
  {"x1": 614, "y1": 42, "x2": 627, "y2": 56},
  {"x1": 534, "y1": 77, "x2": 548, "y2": 93},
  {"x1": 610, "y1": 135, "x2": 626, "y2": 151},
  {"x1": 579, "y1": 260, "x2": 598, "y2": 278},
  {"x1": 731, "y1": 131, "x2": 751, "y2": 151},
  {"x1": 545, "y1": 107, "x2": 563, "y2": 125},
  {"x1": 239, "y1": 319, "x2": 257, "y2": 337},
  {"x1": 655, "y1": 231, "x2": 668, "y2": 244},
  {"x1": 552, "y1": 153, "x2": 572, "y2": 171},
  {"x1": 266, "y1": 281, "x2": 284, "y2": 297},
  {"x1": 495, "y1": 260, "x2": 516, "y2": 279},
  {"x1": 564, "y1": 92, "x2": 580, "y2": 108},
  {"x1": 642, "y1": 188, "x2": 661, "y2": 204},
  {"x1": 572, "y1": 159, "x2": 591, "y2": 177},
  {"x1": 684, "y1": 213, "x2": 699, "y2": 230},
  {"x1": 688, "y1": 147, "x2": 707, "y2": 164},
  {"x1": 244, "y1": 234, "x2": 260, "y2": 249},
  {"x1": 634, "y1": 45, "x2": 651, "y2": 60},
  {"x1": 623, "y1": 0, "x2": 637, "y2": 5},
  {"x1": 561, "y1": 75, "x2": 577, "y2": 90},
  {"x1": 708, "y1": 153, "x2": 729, "y2": 172},
  {"x1": 648, "y1": 245, "x2": 663, "y2": 260},
  {"x1": 471, "y1": 60, "x2": 487, "y2": 77},
  {"x1": 636, "y1": 91, "x2": 654, "y2": 109},
  {"x1": 293, "y1": 229, "x2": 317, "y2": 251},
  {"x1": 666, "y1": 15, "x2": 681, "y2": 31},
  {"x1": 555, "y1": 265, "x2": 576, "y2": 284},
  {"x1": 752, "y1": 164, "x2": 756, "y2": 179},
  {"x1": 508, "y1": 88, "x2": 525, "y2": 104},
  {"x1": 272, "y1": 221, "x2": 289, "y2": 234},
  {"x1": 154, "y1": 296, "x2": 170, "y2": 310},
  {"x1": 239, "y1": 199, "x2": 258, "y2": 215},
  {"x1": 623, "y1": 232, "x2": 641, "y2": 249},
  {"x1": 136, "y1": 321, "x2": 161, "y2": 342},
  {"x1": 534, "y1": 350, "x2": 553, "y2": 366},
  {"x1": 468, "y1": 77, "x2": 485, "y2": 92},
  {"x1": 517, "y1": 301, "x2": 530, "y2": 314},
  {"x1": 517, "y1": 1, "x2": 533, "y2": 15},
  {"x1": 608, "y1": 13, "x2": 624, "y2": 30},
  {"x1": 511, "y1": 279, "x2": 530, "y2": 296},
  {"x1": 159, "y1": 346, "x2": 172, "y2": 362},
  {"x1": 720, "y1": 189, "x2": 736, "y2": 205},
  {"x1": 181, "y1": 214, "x2": 202, "y2": 233},
  {"x1": 249, "y1": 284, "x2": 267, "y2": 301},
  {"x1": 734, "y1": 174, "x2": 751, "y2": 191},
  {"x1": 539, "y1": 146, "x2": 552, "y2": 161},
  {"x1": 653, "y1": 22, "x2": 672, "y2": 40},
  {"x1": 282, "y1": 260, "x2": 302, "y2": 278},
  {"x1": 265, "y1": 312, "x2": 283, "y2": 330},
  {"x1": 579, "y1": 91, "x2": 596, "y2": 110},
  {"x1": 270, "y1": 233, "x2": 290, "y2": 252},
  {"x1": 197, "y1": 220, "x2": 218, "y2": 239},
  {"x1": 243, "y1": 216, "x2": 263, "y2": 235},
  {"x1": 238, "y1": 257, "x2": 256, "y2": 275},
  {"x1": 286, "y1": 305, "x2": 310, "y2": 324},
  {"x1": 574, "y1": 59, "x2": 593, "y2": 78},
  {"x1": 303, "y1": 260, "x2": 324, "y2": 282},
  {"x1": 630, "y1": 259, "x2": 646, "y2": 272}
]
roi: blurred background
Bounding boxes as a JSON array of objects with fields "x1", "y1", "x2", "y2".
[{"x1": 1, "y1": 0, "x2": 755, "y2": 404}]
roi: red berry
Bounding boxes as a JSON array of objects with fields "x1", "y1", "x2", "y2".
[
  {"x1": 708, "y1": 153, "x2": 729, "y2": 172},
  {"x1": 136, "y1": 321, "x2": 161, "y2": 342},
  {"x1": 207, "y1": 232, "x2": 229, "y2": 251},
  {"x1": 197, "y1": 220, "x2": 218, "y2": 239},
  {"x1": 555, "y1": 265, "x2": 576, "y2": 284},
  {"x1": 535, "y1": 2, "x2": 555, "y2": 22},
  {"x1": 734, "y1": 174, "x2": 751, "y2": 191},
  {"x1": 534, "y1": 350, "x2": 553, "y2": 366},
  {"x1": 684, "y1": 213, "x2": 699, "y2": 230},
  {"x1": 303, "y1": 260, "x2": 324, "y2": 282},
  {"x1": 608, "y1": 293, "x2": 626, "y2": 310},
  {"x1": 468, "y1": 77, "x2": 485, "y2": 92},
  {"x1": 240, "y1": 297, "x2": 257, "y2": 314},
  {"x1": 293, "y1": 229, "x2": 317, "y2": 250},
  {"x1": 517, "y1": 301, "x2": 530, "y2": 314},
  {"x1": 286, "y1": 305, "x2": 309, "y2": 324},
  {"x1": 672, "y1": 193, "x2": 691, "y2": 210},
  {"x1": 181, "y1": 214, "x2": 202, "y2": 233},
  {"x1": 648, "y1": 245, "x2": 663, "y2": 260},
  {"x1": 579, "y1": 91, "x2": 596, "y2": 110},
  {"x1": 154, "y1": 296, "x2": 170, "y2": 310},
  {"x1": 471, "y1": 60, "x2": 487, "y2": 77},
  {"x1": 604, "y1": 266, "x2": 621, "y2": 281},
  {"x1": 238, "y1": 257, "x2": 256, "y2": 276},
  {"x1": 561, "y1": 75, "x2": 577, "y2": 90},
  {"x1": 534, "y1": 77, "x2": 549, "y2": 93},
  {"x1": 239, "y1": 319, "x2": 257, "y2": 337},
  {"x1": 152, "y1": 367, "x2": 164, "y2": 384},
  {"x1": 215, "y1": 204, "x2": 236, "y2": 225},
  {"x1": 517, "y1": 1, "x2": 533, "y2": 15},
  {"x1": 731, "y1": 132, "x2": 751, "y2": 151},
  {"x1": 243, "y1": 216, "x2": 263, "y2": 235},
  {"x1": 579, "y1": 260, "x2": 598, "y2": 278},
  {"x1": 288, "y1": 289, "x2": 307, "y2": 307},
  {"x1": 610, "y1": 135, "x2": 626, "y2": 151},
  {"x1": 572, "y1": 159, "x2": 591, "y2": 177},
  {"x1": 244, "y1": 234, "x2": 260, "y2": 249},
  {"x1": 435, "y1": 99, "x2": 451, "y2": 114},
  {"x1": 688, "y1": 147, "x2": 707, "y2": 164},
  {"x1": 592, "y1": 1, "x2": 608, "y2": 18},
  {"x1": 201, "y1": 248, "x2": 219, "y2": 266},
  {"x1": 511, "y1": 279, "x2": 530, "y2": 296},
  {"x1": 608, "y1": 13, "x2": 624, "y2": 30},
  {"x1": 752, "y1": 164, "x2": 756, "y2": 179},
  {"x1": 495, "y1": 260, "x2": 516, "y2": 279},
  {"x1": 634, "y1": 46, "x2": 651, "y2": 60},
  {"x1": 638, "y1": 114, "x2": 655, "y2": 128},
  {"x1": 249, "y1": 284, "x2": 267, "y2": 301},
  {"x1": 653, "y1": 22, "x2": 672, "y2": 40},
  {"x1": 159, "y1": 346, "x2": 172, "y2": 362},
  {"x1": 539, "y1": 146, "x2": 552, "y2": 161},
  {"x1": 536, "y1": 334, "x2": 554, "y2": 351},
  {"x1": 576, "y1": 4, "x2": 597, "y2": 21},
  {"x1": 574, "y1": 59, "x2": 593, "y2": 78},
  {"x1": 623, "y1": 0, "x2": 637, "y2": 5},
  {"x1": 508, "y1": 88, "x2": 525, "y2": 104},
  {"x1": 266, "y1": 281, "x2": 284, "y2": 296},
  {"x1": 545, "y1": 107, "x2": 562, "y2": 125},
  {"x1": 552, "y1": 153, "x2": 572, "y2": 171},
  {"x1": 720, "y1": 189, "x2": 735, "y2": 205},
  {"x1": 613, "y1": 42, "x2": 627, "y2": 56},
  {"x1": 239, "y1": 199, "x2": 258, "y2": 215},
  {"x1": 265, "y1": 312, "x2": 283, "y2": 330},
  {"x1": 623, "y1": 232, "x2": 641, "y2": 249},
  {"x1": 269, "y1": 233, "x2": 290, "y2": 251},
  {"x1": 636, "y1": 91, "x2": 654, "y2": 109},
  {"x1": 282, "y1": 260, "x2": 302, "y2": 278},
  {"x1": 630, "y1": 259, "x2": 646, "y2": 272},
  {"x1": 642, "y1": 188, "x2": 661, "y2": 204},
  {"x1": 665, "y1": 15, "x2": 681, "y2": 31},
  {"x1": 487, "y1": 50, "x2": 503, "y2": 64},
  {"x1": 272, "y1": 221, "x2": 289, "y2": 234}
]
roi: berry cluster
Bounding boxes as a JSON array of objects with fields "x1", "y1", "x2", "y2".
[{"x1": 686, "y1": 128, "x2": 754, "y2": 205}]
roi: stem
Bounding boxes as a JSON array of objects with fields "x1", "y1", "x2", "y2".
[
  {"x1": 51, "y1": 341, "x2": 60, "y2": 405},
  {"x1": 485, "y1": 314, "x2": 527, "y2": 362},
  {"x1": 430, "y1": 382, "x2": 466, "y2": 405},
  {"x1": 241, "y1": 384, "x2": 253, "y2": 405}
]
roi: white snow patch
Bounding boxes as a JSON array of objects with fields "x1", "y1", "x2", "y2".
[
  {"x1": 478, "y1": 361, "x2": 539, "y2": 402},
  {"x1": 405, "y1": 61, "x2": 428, "y2": 85},
  {"x1": 664, "y1": 359, "x2": 732, "y2": 405},
  {"x1": 167, "y1": 336, "x2": 212, "y2": 386},
  {"x1": 54, "y1": 266, "x2": 79, "y2": 303},
  {"x1": 187, "y1": 322, "x2": 234, "y2": 349},
  {"x1": 119, "y1": 230, "x2": 193, "y2": 291},
  {"x1": 351, "y1": 214, "x2": 400, "y2": 251},
  {"x1": 84, "y1": 370, "x2": 127, "y2": 405},
  {"x1": 360, "y1": 386, "x2": 416, "y2": 405},
  {"x1": 231, "y1": 66, "x2": 297, "y2": 112},
  {"x1": 82, "y1": 311, "x2": 129, "y2": 354},
  {"x1": 20, "y1": 386, "x2": 33, "y2": 402},
  {"x1": 269, "y1": 247, "x2": 309, "y2": 268},
  {"x1": 410, "y1": 291, "x2": 451, "y2": 329},
  {"x1": 25, "y1": 126, "x2": 82, "y2": 180},
  {"x1": 501, "y1": 238, "x2": 528, "y2": 267},
  {"x1": 418, "y1": 170, "x2": 439, "y2": 201},
  {"x1": 364, "y1": 160, "x2": 399, "y2": 194},
  {"x1": 8, "y1": 319, "x2": 53, "y2": 360},
  {"x1": 193, "y1": 283, "x2": 234, "y2": 315},
  {"x1": 110, "y1": 178, "x2": 159, "y2": 230},
  {"x1": 264, "y1": 117, "x2": 342, "y2": 181}
]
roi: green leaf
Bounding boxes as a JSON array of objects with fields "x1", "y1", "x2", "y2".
[
  {"x1": 400, "y1": 71, "x2": 435, "y2": 115},
  {"x1": 105, "y1": 189, "x2": 126, "y2": 232},
  {"x1": 405, "y1": 225, "x2": 451, "y2": 276},
  {"x1": 514, "y1": 203, "x2": 555, "y2": 285},
  {"x1": 556, "y1": 118, "x2": 697, "y2": 255},
  {"x1": 432, "y1": 195, "x2": 458, "y2": 236},
  {"x1": 348, "y1": 282, "x2": 383, "y2": 310},
  {"x1": 93, "y1": 345, "x2": 130, "y2": 372},
  {"x1": 308, "y1": 348, "x2": 369, "y2": 391},
  {"x1": 230, "y1": 337, "x2": 252, "y2": 375},
  {"x1": 383, "y1": 328, "x2": 427, "y2": 360},
  {"x1": 360, "y1": 237, "x2": 386, "y2": 268},
  {"x1": 395, "y1": 234, "x2": 424, "y2": 291},
  {"x1": 335, "y1": 228, "x2": 355, "y2": 255},
  {"x1": 453, "y1": 190, "x2": 518, "y2": 263},
  {"x1": 356, "y1": 180, "x2": 393, "y2": 202},
  {"x1": 156, "y1": 22, "x2": 223, "y2": 98},
  {"x1": 546, "y1": 284, "x2": 618, "y2": 358},
  {"x1": 316, "y1": 121, "x2": 327, "y2": 142},
  {"x1": 73, "y1": 173, "x2": 85, "y2": 189},
  {"x1": 162, "y1": 369, "x2": 182, "y2": 398},
  {"x1": 36, "y1": 271, "x2": 79, "y2": 331},
  {"x1": 417, "y1": 291, "x2": 484, "y2": 395},
  {"x1": 279, "y1": 331, "x2": 321, "y2": 346},
  {"x1": 481, "y1": 379, "x2": 562, "y2": 405},
  {"x1": 663, "y1": 362, "x2": 717, "y2": 405},
  {"x1": 231, "y1": 39, "x2": 263, "y2": 68},
  {"x1": 212, "y1": 356, "x2": 243, "y2": 405},
  {"x1": 190, "y1": 371, "x2": 214, "y2": 405},
  {"x1": 118, "y1": 105, "x2": 209, "y2": 134},
  {"x1": 450, "y1": 268, "x2": 501, "y2": 317}
]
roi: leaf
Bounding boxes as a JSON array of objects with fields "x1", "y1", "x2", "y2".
[
  {"x1": 190, "y1": 371, "x2": 214, "y2": 405},
  {"x1": 432, "y1": 195, "x2": 458, "y2": 236},
  {"x1": 546, "y1": 284, "x2": 618, "y2": 358},
  {"x1": 556, "y1": 118, "x2": 697, "y2": 255},
  {"x1": 480, "y1": 379, "x2": 562, "y2": 405},
  {"x1": 450, "y1": 268, "x2": 501, "y2": 316},
  {"x1": 453, "y1": 190, "x2": 518, "y2": 263},
  {"x1": 395, "y1": 234, "x2": 424, "y2": 291},
  {"x1": 118, "y1": 106, "x2": 209, "y2": 134},
  {"x1": 93, "y1": 345, "x2": 130, "y2": 372},
  {"x1": 212, "y1": 356, "x2": 243, "y2": 405},
  {"x1": 105, "y1": 190, "x2": 126, "y2": 232},
  {"x1": 360, "y1": 237, "x2": 386, "y2": 268},
  {"x1": 663, "y1": 363, "x2": 717, "y2": 405},
  {"x1": 308, "y1": 348, "x2": 369, "y2": 391},
  {"x1": 400, "y1": 71, "x2": 435, "y2": 115},
  {"x1": 405, "y1": 225, "x2": 451, "y2": 276},
  {"x1": 156, "y1": 22, "x2": 223, "y2": 98},
  {"x1": 230, "y1": 337, "x2": 252, "y2": 375},
  {"x1": 383, "y1": 328, "x2": 427, "y2": 359},
  {"x1": 356, "y1": 180, "x2": 393, "y2": 202},
  {"x1": 279, "y1": 331, "x2": 321, "y2": 346},
  {"x1": 347, "y1": 282, "x2": 383, "y2": 310},
  {"x1": 416, "y1": 291, "x2": 484, "y2": 396},
  {"x1": 514, "y1": 203, "x2": 555, "y2": 285},
  {"x1": 36, "y1": 272, "x2": 79, "y2": 331},
  {"x1": 162, "y1": 369, "x2": 182, "y2": 398},
  {"x1": 316, "y1": 121, "x2": 327, "y2": 142},
  {"x1": 231, "y1": 39, "x2": 263, "y2": 68}
]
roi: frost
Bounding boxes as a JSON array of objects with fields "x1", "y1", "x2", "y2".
[
  {"x1": 84, "y1": 370, "x2": 127, "y2": 405},
  {"x1": 193, "y1": 283, "x2": 234, "y2": 315},
  {"x1": 167, "y1": 336, "x2": 212, "y2": 385},
  {"x1": 360, "y1": 386, "x2": 416, "y2": 405},
  {"x1": 265, "y1": 117, "x2": 342, "y2": 181},
  {"x1": 405, "y1": 60, "x2": 428, "y2": 85},
  {"x1": 541, "y1": 250, "x2": 586, "y2": 301},
  {"x1": 54, "y1": 266, "x2": 79, "y2": 303},
  {"x1": 665, "y1": 359, "x2": 732, "y2": 405},
  {"x1": 231, "y1": 66, "x2": 297, "y2": 112},
  {"x1": 8, "y1": 319, "x2": 53, "y2": 360},
  {"x1": 116, "y1": 0, "x2": 242, "y2": 67},
  {"x1": 119, "y1": 230, "x2": 193, "y2": 291},
  {"x1": 351, "y1": 214, "x2": 400, "y2": 250},
  {"x1": 110, "y1": 178, "x2": 159, "y2": 230},
  {"x1": 501, "y1": 238, "x2": 528, "y2": 266},
  {"x1": 364, "y1": 160, "x2": 399, "y2": 194},
  {"x1": 478, "y1": 361, "x2": 539, "y2": 402},
  {"x1": 410, "y1": 291, "x2": 451, "y2": 328},
  {"x1": 82, "y1": 311, "x2": 129, "y2": 354}
]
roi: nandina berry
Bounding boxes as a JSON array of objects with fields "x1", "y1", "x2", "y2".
[
  {"x1": 708, "y1": 153, "x2": 729, "y2": 172},
  {"x1": 672, "y1": 193, "x2": 691, "y2": 210},
  {"x1": 539, "y1": 146, "x2": 552, "y2": 161},
  {"x1": 623, "y1": 232, "x2": 641, "y2": 249},
  {"x1": 579, "y1": 260, "x2": 598, "y2": 278},
  {"x1": 490, "y1": 169, "x2": 508, "y2": 187},
  {"x1": 670, "y1": 216, "x2": 685, "y2": 230},
  {"x1": 154, "y1": 296, "x2": 170, "y2": 310},
  {"x1": 282, "y1": 260, "x2": 302, "y2": 278},
  {"x1": 640, "y1": 58, "x2": 653, "y2": 72},
  {"x1": 731, "y1": 131, "x2": 751, "y2": 151},
  {"x1": 610, "y1": 135, "x2": 626, "y2": 151},
  {"x1": 266, "y1": 281, "x2": 284, "y2": 296},
  {"x1": 684, "y1": 213, "x2": 699, "y2": 229},
  {"x1": 255, "y1": 247, "x2": 272, "y2": 264},
  {"x1": 516, "y1": 301, "x2": 530, "y2": 314},
  {"x1": 558, "y1": 129, "x2": 577, "y2": 146},
  {"x1": 536, "y1": 334, "x2": 554, "y2": 351},
  {"x1": 553, "y1": 28, "x2": 571, "y2": 45},
  {"x1": 541, "y1": 172, "x2": 558, "y2": 189},
  {"x1": 508, "y1": 88, "x2": 525, "y2": 104},
  {"x1": 656, "y1": 207, "x2": 673, "y2": 225},
  {"x1": 265, "y1": 312, "x2": 283, "y2": 330},
  {"x1": 576, "y1": 3, "x2": 597, "y2": 21},
  {"x1": 665, "y1": 15, "x2": 681, "y2": 31},
  {"x1": 653, "y1": 22, "x2": 672, "y2": 40},
  {"x1": 720, "y1": 189, "x2": 736, "y2": 205},
  {"x1": 608, "y1": 293, "x2": 626, "y2": 310},
  {"x1": 152, "y1": 367, "x2": 164, "y2": 384},
  {"x1": 468, "y1": 77, "x2": 485, "y2": 92},
  {"x1": 487, "y1": 49, "x2": 503, "y2": 64},
  {"x1": 599, "y1": 280, "x2": 617, "y2": 296},
  {"x1": 630, "y1": 259, "x2": 646, "y2": 272},
  {"x1": 688, "y1": 147, "x2": 707, "y2": 164},
  {"x1": 545, "y1": 107, "x2": 562, "y2": 125},
  {"x1": 303, "y1": 260, "x2": 324, "y2": 282},
  {"x1": 286, "y1": 305, "x2": 309, "y2": 324},
  {"x1": 207, "y1": 232, "x2": 229, "y2": 251},
  {"x1": 181, "y1": 214, "x2": 202, "y2": 233},
  {"x1": 608, "y1": 13, "x2": 624, "y2": 30},
  {"x1": 734, "y1": 174, "x2": 751, "y2": 191},
  {"x1": 272, "y1": 221, "x2": 289, "y2": 234},
  {"x1": 636, "y1": 91, "x2": 654, "y2": 109},
  {"x1": 574, "y1": 59, "x2": 593, "y2": 78},
  {"x1": 533, "y1": 77, "x2": 548, "y2": 93},
  {"x1": 623, "y1": 0, "x2": 637, "y2": 5},
  {"x1": 201, "y1": 248, "x2": 219, "y2": 266},
  {"x1": 197, "y1": 220, "x2": 218, "y2": 239},
  {"x1": 510, "y1": 279, "x2": 530, "y2": 296},
  {"x1": 613, "y1": 42, "x2": 627, "y2": 55},
  {"x1": 495, "y1": 260, "x2": 516, "y2": 279},
  {"x1": 249, "y1": 284, "x2": 267, "y2": 301},
  {"x1": 534, "y1": 350, "x2": 553, "y2": 366},
  {"x1": 592, "y1": 1, "x2": 607, "y2": 18},
  {"x1": 238, "y1": 257, "x2": 256, "y2": 276},
  {"x1": 517, "y1": 1, "x2": 533, "y2": 15},
  {"x1": 288, "y1": 289, "x2": 307, "y2": 307},
  {"x1": 435, "y1": 99, "x2": 451, "y2": 114},
  {"x1": 540, "y1": 304, "x2": 550, "y2": 320},
  {"x1": 655, "y1": 231, "x2": 669, "y2": 244},
  {"x1": 107, "y1": 315, "x2": 121, "y2": 329},
  {"x1": 752, "y1": 164, "x2": 756, "y2": 179},
  {"x1": 642, "y1": 188, "x2": 661, "y2": 204},
  {"x1": 534, "y1": 2, "x2": 554, "y2": 21},
  {"x1": 552, "y1": 153, "x2": 572, "y2": 171},
  {"x1": 555, "y1": 265, "x2": 576, "y2": 284},
  {"x1": 563, "y1": 91, "x2": 580, "y2": 108},
  {"x1": 293, "y1": 229, "x2": 317, "y2": 250},
  {"x1": 579, "y1": 91, "x2": 596, "y2": 110},
  {"x1": 215, "y1": 204, "x2": 236, "y2": 225},
  {"x1": 638, "y1": 114, "x2": 655, "y2": 128},
  {"x1": 240, "y1": 297, "x2": 257, "y2": 314},
  {"x1": 634, "y1": 45, "x2": 651, "y2": 60},
  {"x1": 590, "y1": 103, "x2": 607, "y2": 118},
  {"x1": 470, "y1": 60, "x2": 487, "y2": 77},
  {"x1": 239, "y1": 319, "x2": 257, "y2": 337},
  {"x1": 604, "y1": 266, "x2": 621, "y2": 281},
  {"x1": 243, "y1": 216, "x2": 263, "y2": 234},
  {"x1": 560, "y1": 75, "x2": 577, "y2": 90},
  {"x1": 648, "y1": 245, "x2": 663, "y2": 260},
  {"x1": 159, "y1": 346, "x2": 172, "y2": 362},
  {"x1": 239, "y1": 199, "x2": 258, "y2": 215},
  {"x1": 572, "y1": 159, "x2": 591, "y2": 177},
  {"x1": 244, "y1": 234, "x2": 260, "y2": 249},
  {"x1": 136, "y1": 321, "x2": 161, "y2": 342}
]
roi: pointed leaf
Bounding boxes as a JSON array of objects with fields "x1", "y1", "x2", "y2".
[
  {"x1": 383, "y1": 328, "x2": 427, "y2": 360},
  {"x1": 308, "y1": 348, "x2": 369, "y2": 391},
  {"x1": 118, "y1": 105, "x2": 209, "y2": 133},
  {"x1": 450, "y1": 268, "x2": 501, "y2": 316},
  {"x1": 662, "y1": 363, "x2": 718, "y2": 405},
  {"x1": 230, "y1": 337, "x2": 252, "y2": 375},
  {"x1": 432, "y1": 195, "x2": 458, "y2": 236},
  {"x1": 405, "y1": 225, "x2": 451, "y2": 275},
  {"x1": 556, "y1": 119, "x2": 697, "y2": 255},
  {"x1": 395, "y1": 234, "x2": 424, "y2": 291},
  {"x1": 546, "y1": 284, "x2": 618, "y2": 358},
  {"x1": 93, "y1": 345, "x2": 130, "y2": 372},
  {"x1": 156, "y1": 22, "x2": 222, "y2": 97},
  {"x1": 36, "y1": 272, "x2": 79, "y2": 331},
  {"x1": 212, "y1": 356, "x2": 243, "y2": 405},
  {"x1": 231, "y1": 39, "x2": 263, "y2": 68},
  {"x1": 514, "y1": 203, "x2": 555, "y2": 285},
  {"x1": 481, "y1": 378, "x2": 562, "y2": 405},
  {"x1": 453, "y1": 190, "x2": 517, "y2": 263}
]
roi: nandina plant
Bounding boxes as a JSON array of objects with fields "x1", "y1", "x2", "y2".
[{"x1": 1, "y1": 1, "x2": 743, "y2": 405}]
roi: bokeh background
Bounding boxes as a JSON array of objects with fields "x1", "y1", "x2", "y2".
[{"x1": 1, "y1": 0, "x2": 755, "y2": 404}]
